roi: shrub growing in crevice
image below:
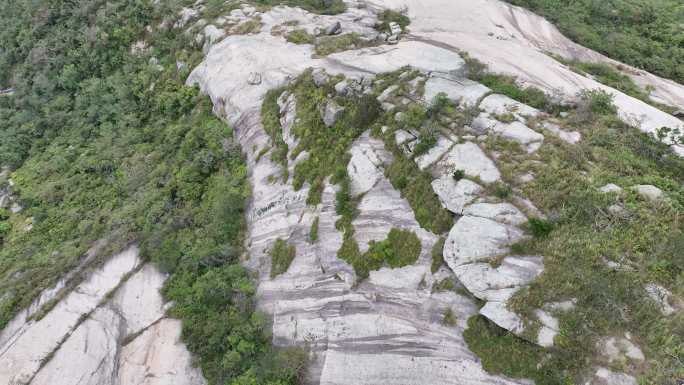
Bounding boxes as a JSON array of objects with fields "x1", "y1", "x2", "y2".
[
  {"x1": 338, "y1": 228, "x2": 421, "y2": 280},
  {"x1": 270, "y1": 238, "x2": 296, "y2": 278}
]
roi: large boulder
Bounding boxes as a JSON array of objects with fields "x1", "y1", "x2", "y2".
[
  {"x1": 434, "y1": 142, "x2": 501, "y2": 183},
  {"x1": 431, "y1": 176, "x2": 483, "y2": 214}
]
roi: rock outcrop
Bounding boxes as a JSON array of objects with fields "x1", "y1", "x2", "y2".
[{"x1": 0, "y1": 246, "x2": 205, "y2": 385}]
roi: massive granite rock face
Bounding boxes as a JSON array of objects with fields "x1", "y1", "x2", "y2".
[
  {"x1": 181, "y1": 1, "x2": 684, "y2": 383},
  {"x1": 3, "y1": 0, "x2": 681, "y2": 384},
  {"x1": 0, "y1": 246, "x2": 205, "y2": 385},
  {"x1": 369, "y1": 0, "x2": 684, "y2": 154}
]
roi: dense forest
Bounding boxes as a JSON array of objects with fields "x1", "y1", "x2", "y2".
[
  {"x1": 0, "y1": 0, "x2": 310, "y2": 384},
  {"x1": 506, "y1": 0, "x2": 684, "y2": 85}
]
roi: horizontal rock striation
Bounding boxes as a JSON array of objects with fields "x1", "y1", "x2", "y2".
[{"x1": 0, "y1": 246, "x2": 205, "y2": 385}]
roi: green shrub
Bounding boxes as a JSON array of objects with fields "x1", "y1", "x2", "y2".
[
  {"x1": 309, "y1": 216, "x2": 319, "y2": 243},
  {"x1": 286, "y1": 29, "x2": 315, "y2": 45},
  {"x1": 270, "y1": 239, "x2": 296, "y2": 278},
  {"x1": 464, "y1": 55, "x2": 554, "y2": 112},
  {"x1": 463, "y1": 316, "x2": 571, "y2": 385},
  {"x1": 385, "y1": 228, "x2": 421, "y2": 267},
  {"x1": 261, "y1": 87, "x2": 289, "y2": 179},
  {"x1": 338, "y1": 228, "x2": 421, "y2": 279},
  {"x1": 452, "y1": 169, "x2": 465, "y2": 181},
  {"x1": 527, "y1": 218, "x2": 553, "y2": 238},
  {"x1": 232, "y1": 18, "x2": 262, "y2": 35},
  {"x1": 580, "y1": 89, "x2": 616, "y2": 115},
  {"x1": 432, "y1": 277, "x2": 455, "y2": 292},
  {"x1": 493, "y1": 182, "x2": 512, "y2": 199},
  {"x1": 385, "y1": 153, "x2": 453, "y2": 234}
]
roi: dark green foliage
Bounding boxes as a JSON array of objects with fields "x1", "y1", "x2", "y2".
[
  {"x1": 0, "y1": 209, "x2": 9, "y2": 243},
  {"x1": 580, "y1": 89, "x2": 617, "y2": 115},
  {"x1": 0, "y1": 1, "x2": 305, "y2": 384},
  {"x1": 287, "y1": 71, "x2": 381, "y2": 204},
  {"x1": 493, "y1": 182, "x2": 512, "y2": 199},
  {"x1": 505, "y1": 0, "x2": 684, "y2": 85},
  {"x1": 262, "y1": 87, "x2": 289, "y2": 180},
  {"x1": 464, "y1": 316, "x2": 572, "y2": 385},
  {"x1": 431, "y1": 237, "x2": 445, "y2": 273},
  {"x1": 309, "y1": 216, "x2": 319, "y2": 243},
  {"x1": 164, "y1": 265, "x2": 308, "y2": 384},
  {"x1": 335, "y1": 171, "x2": 358, "y2": 235},
  {"x1": 338, "y1": 228, "x2": 421, "y2": 280},
  {"x1": 270, "y1": 239, "x2": 296, "y2": 278},
  {"x1": 442, "y1": 308, "x2": 457, "y2": 326},
  {"x1": 527, "y1": 218, "x2": 554, "y2": 238},
  {"x1": 385, "y1": 150, "x2": 453, "y2": 234},
  {"x1": 452, "y1": 169, "x2": 465, "y2": 181}
]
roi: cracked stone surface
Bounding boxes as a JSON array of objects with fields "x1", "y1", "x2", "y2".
[
  {"x1": 0, "y1": 246, "x2": 204, "y2": 385},
  {"x1": 424, "y1": 76, "x2": 490, "y2": 107},
  {"x1": 434, "y1": 142, "x2": 502, "y2": 183},
  {"x1": 185, "y1": 5, "x2": 532, "y2": 382},
  {"x1": 431, "y1": 176, "x2": 483, "y2": 214}
]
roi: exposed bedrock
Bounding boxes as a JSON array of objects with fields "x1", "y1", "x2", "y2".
[{"x1": 0, "y1": 246, "x2": 205, "y2": 385}]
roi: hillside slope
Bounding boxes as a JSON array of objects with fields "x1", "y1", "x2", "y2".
[{"x1": 0, "y1": 1, "x2": 682, "y2": 385}]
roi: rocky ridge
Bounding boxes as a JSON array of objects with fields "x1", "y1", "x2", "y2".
[{"x1": 0, "y1": 0, "x2": 682, "y2": 384}]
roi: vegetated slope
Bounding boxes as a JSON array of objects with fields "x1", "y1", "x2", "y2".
[
  {"x1": 505, "y1": 0, "x2": 684, "y2": 85},
  {"x1": 0, "y1": 0, "x2": 312, "y2": 384}
]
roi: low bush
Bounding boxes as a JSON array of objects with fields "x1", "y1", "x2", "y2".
[
  {"x1": 309, "y1": 216, "x2": 319, "y2": 243},
  {"x1": 315, "y1": 33, "x2": 366, "y2": 56},
  {"x1": 338, "y1": 228, "x2": 421, "y2": 279},
  {"x1": 286, "y1": 29, "x2": 315, "y2": 45},
  {"x1": 527, "y1": 218, "x2": 554, "y2": 238},
  {"x1": 270, "y1": 238, "x2": 296, "y2": 278}
]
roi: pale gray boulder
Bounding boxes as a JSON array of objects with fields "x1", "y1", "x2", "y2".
[
  {"x1": 599, "y1": 183, "x2": 623, "y2": 194},
  {"x1": 480, "y1": 94, "x2": 541, "y2": 120},
  {"x1": 631, "y1": 184, "x2": 664, "y2": 202},
  {"x1": 322, "y1": 100, "x2": 345, "y2": 127},
  {"x1": 462, "y1": 202, "x2": 528, "y2": 226},
  {"x1": 434, "y1": 142, "x2": 501, "y2": 183},
  {"x1": 424, "y1": 77, "x2": 490, "y2": 107},
  {"x1": 443, "y1": 216, "x2": 525, "y2": 267},
  {"x1": 415, "y1": 135, "x2": 455, "y2": 169},
  {"x1": 431, "y1": 176, "x2": 483, "y2": 214}
]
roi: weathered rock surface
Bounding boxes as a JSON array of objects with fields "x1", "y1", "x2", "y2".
[
  {"x1": 480, "y1": 94, "x2": 541, "y2": 121},
  {"x1": 424, "y1": 76, "x2": 490, "y2": 107},
  {"x1": 371, "y1": 0, "x2": 684, "y2": 154},
  {"x1": 434, "y1": 142, "x2": 501, "y2": 183},
  {"x1": 0, "y1": 246, "x2": 205, "y2": 385},
  {"x1": 431, "y1": 176, "x2": 483, "y2": 214},
  {"x1": 185, "y1": 6, "x2": 533, "y2": 383},
  {"x1": 631, "y1": 184, "x2": 664, "y2": 202}
]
